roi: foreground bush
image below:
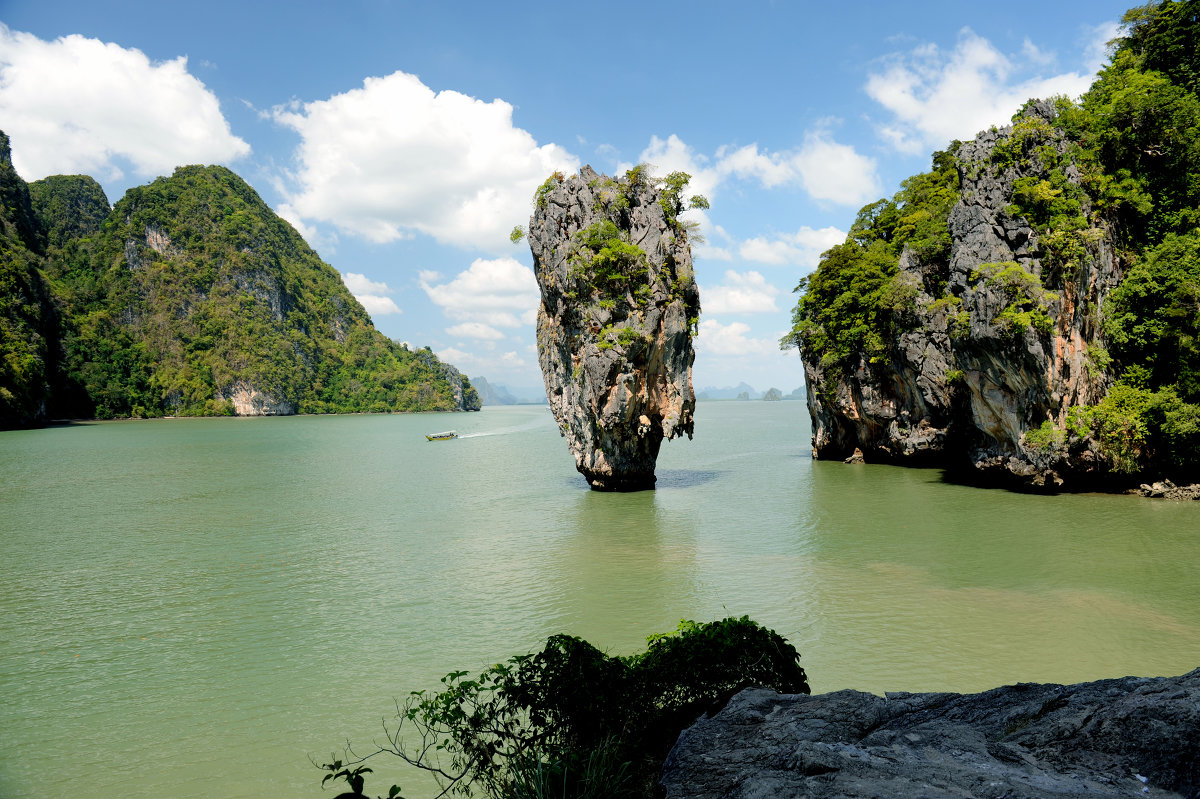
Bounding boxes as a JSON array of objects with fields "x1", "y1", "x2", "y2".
[{"x1": 320, "y1": 617, "x2": 809, "y2": 799}]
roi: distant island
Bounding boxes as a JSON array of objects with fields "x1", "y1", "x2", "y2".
[
  {"x1": 470, "y1": 376, "x2": 547, "y2": 406},
  {"x1": 0, "y1": 136, "x2": 479, "y2": 429},
  {"x1": 696, "y1": 383, "x2": 805, "y2": 401}
]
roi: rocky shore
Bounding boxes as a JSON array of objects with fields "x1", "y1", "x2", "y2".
[{"x1": 662, "y1": 669, "x2": 1200, "y2": 798}]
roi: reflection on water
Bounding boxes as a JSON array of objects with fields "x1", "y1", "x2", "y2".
[
  {"x1": 654, "y1": 469, "x2": 724, "y2": 488},
  {"x1": 1, "y1": 401, "x2": 1197, "y2": 799}
]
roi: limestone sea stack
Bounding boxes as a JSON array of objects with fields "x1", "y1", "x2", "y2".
[
  {"x1": 800, "y1": 102, "x2": 1120, "y2": 487},
  {"x1": 527, "y1": 166, "x2": 701, "y2": 490}
]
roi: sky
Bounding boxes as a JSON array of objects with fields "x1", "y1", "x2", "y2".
[{"x1": 0, "y1": 0, "x2": 1134, "y2": 396}]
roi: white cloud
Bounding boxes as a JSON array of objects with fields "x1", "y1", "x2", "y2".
[
  {"x1": 275, "y1": 203, "x2": 327, "y2": 249},
  {"x1": 635, "y1": 134, "x2": 721, "y2": 207},
  {"x1": 420, "y1": 256, "x2": 539, "y2": 328},
  {"x1": 739, "y1": 238, "x2": 797, "y2": 265},
  {"x1": 447, "y1": 322, "x2": 505, "y2": 340},
  {"x1": 436, "y1": 347, "x2": 527, "y2": 370},
  {"x1": 342, "y1": 272, "x2": 391, "y2": 296},
  {"x1": 357, "y1": 295, "x2": 403, "y2": 316},
  {"x1": 0, "y1": 24, "x2": 249, "y2": 182},
  {"x1": 341, "y1": 272, "x2": 401, "y2": 317},
  {"x1": 695, "y1": 244, "x2": 734, "y2": 262},
  {"x1": 437, "y1": 347, "x2": 474, "y2": 366},
  {"x1": 1021, "y1": 38, "x2": 1055, "y2": 68},
  {"x1": 272, "y1": 71, "x2": 579, "y2": 251},
  {"x1": 714, "y1": 143, "x2": 797, "y2": 188},
  {"x1": 792, "y1": 130, "x2": 883, "y2": 206},
  {"x1": 696, "y1": 319, "x2": 777, "y2": 356},
  {"x1": 1084, "y1": 22, "x2": 1122, "y2": 75},
  {"x1": 702, "y1": 271, "x2": 780, "y2": 314},
  {"x1": 865, "y1": 27, "x2": 1100, "y2": 153},
  {"x1": 738, "y1": 225, "x2": 846, "y2": 269},
  {"x1": 627, "y1": 130, "x2": 879, "y2": 215}
]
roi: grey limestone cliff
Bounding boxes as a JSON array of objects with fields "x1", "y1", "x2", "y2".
[
  {"x1": 528, "y1": 166, "x2": 699, "y2": 490},
  {"x1": 662, "y1": 668, "x2": 1200, "y2": 798},
  {"x1": 803, "y1": 102, "x2": 1121, "y2": 487}
]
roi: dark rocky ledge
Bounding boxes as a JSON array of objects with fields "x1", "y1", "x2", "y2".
[{"x1": 662, "y1": 669, "x2": 1200, "y2": 798}]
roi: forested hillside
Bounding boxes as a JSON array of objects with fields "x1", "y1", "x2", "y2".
[
  {"x1": 0, "y1": 144, "x2": 479, "y2": 426},
  {"x1": 0, "y1": 133, "x2": 55, "y2": 426},
  {"x1": 785, "y1": 0, "x2": 1200, "y2": 486}
]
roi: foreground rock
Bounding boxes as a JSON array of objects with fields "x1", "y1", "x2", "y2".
[
  {"x1": 662, "y1": 668, "x2": 1200, "y2": 798},
  {"x1": 528, "y1": 166, "x2": 700, "y2": 490}
]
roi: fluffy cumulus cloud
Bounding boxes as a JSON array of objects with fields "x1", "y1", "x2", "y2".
[
  {"x1": 632, "y1": 132, "x2": 880, "y2": 210},
  {"x1": 738, "y1": 225, "x2": 846, "y2": 269},
  {"x1": 631, "y1": 130, "x2": 879, "y2": 210},
  {"x1": 635, "y1": 134, "x2": 721, "y2": 205},
  {"x1": 866, "y1": 27, "x2": 1104, "y2": 153},
  {"x1": 273, "y1": 71, "x2": 579, "y2": 251},
  {"x1": 702, "y1": 271, "x2": 781, "y2": 314},
  {"x1": 446, "y1": 322, "x2": 505, "y2": 340},
  {"x1": 695, "y1": 319, "x2": 778, "y2": 356},
  {"x1": 341, "y1": 272, "x2": 401, "y2": 317},
  {"x1": 790, "y1": 130, "x2": 883, "y2": 206},
  {"x1": 420, "y1": 257, "x2": 540, "y2": 329},
  {"x1": 436, "y1": 346, "x2": 528, "y2": 372},
  {"x1": 0, "y1": 24, "x2": 248, "y2": 182},
  {"x1": 714, "y1": 134, "x2": 882, "y2": 205}
]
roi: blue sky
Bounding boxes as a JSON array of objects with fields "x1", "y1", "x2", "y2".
[{"x1": 1, "y1": 0, "x2": 1132, "y2": 395}]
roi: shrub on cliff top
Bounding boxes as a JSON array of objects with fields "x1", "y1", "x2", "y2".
[
  {"x1": 781, "y1": 145, "x2": 960, "y2": 368},
  {"x1": 319, "y1": 617, "x2": 809, "y2": 799}
]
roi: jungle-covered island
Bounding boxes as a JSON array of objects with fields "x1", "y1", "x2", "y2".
[
  {"x1": 0, "y1": 140, "x2": 480, "y2": 428},
  {"x1": 783, "y1": 0, "x2": 1200, "y2": 493}
]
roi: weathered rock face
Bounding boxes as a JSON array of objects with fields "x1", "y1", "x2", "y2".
[
  {"x1": 528, "y1": 166, "x2": 699, "y2": 490},
  {"x1": 662, "y1": 668, "x2": 1200, "y2": 799},
  {"x1": 804, "y1": 102, "x2": 1122, "y2": 487},
  {"x1": 218, "y1": 381, "x2": 296, "y2": 416}
]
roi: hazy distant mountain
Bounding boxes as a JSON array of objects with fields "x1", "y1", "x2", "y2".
[
  {"x1": 471, "y1": 376, "x2": 517, "y2": 405},
  {"x1": 471, "y1": 377, "x2": 547, "y2": 405},
  {"x1": 697, "y1": 382, "x2": 761, "y2": 400}
]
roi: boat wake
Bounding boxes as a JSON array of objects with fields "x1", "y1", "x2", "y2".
[{"x1": 457, "y1": 419, "x2": 548, "y2": 439}]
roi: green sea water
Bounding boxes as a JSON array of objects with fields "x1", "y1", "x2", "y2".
[{"x1": 1, "y1": 401, "x2": 1197, "y2": 798}]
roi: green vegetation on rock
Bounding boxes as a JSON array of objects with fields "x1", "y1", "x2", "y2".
[
  {"x1": 28, "y1": 174, "x2": 110, "y2": 249},
  {"x1": 781, "y1": 145, "x2": 960, "y2": 372},
  {"x1": 569, "y1": 220, "x2": 651, "y2": 305},
  {"x1": 971, "y1": 261, "x2": 1057, "y2": 338}
]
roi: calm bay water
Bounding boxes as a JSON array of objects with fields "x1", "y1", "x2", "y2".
[{"x1": 1, "y1": 401, "x2": 1197, "y2": 798}]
